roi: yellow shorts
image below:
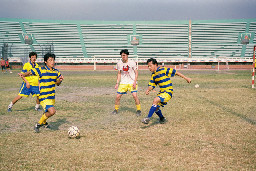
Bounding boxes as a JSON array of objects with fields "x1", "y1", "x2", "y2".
[
  {"x1": 40, "y1": 99, "x2": 55, "y2": 112},
  {"x1": 117, "y1": 84, "x2": 138, "y2": 94},
  {"x1": 157, "y1": 91, "x2": 172, "y2": 107}
]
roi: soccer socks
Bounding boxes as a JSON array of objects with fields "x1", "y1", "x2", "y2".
[
  {"x1": 147, "y1": 104, "x2": 157, "y2": 118},
  {"x1": 136, "y1": 104, "x2": 141, "y2": 111},
  {"x1": 115, "y1": 105, "x2": 119, "y2": 111},
  {"x1": 38, "y1": 114, "x2": 48, "y2": 125},
  {"x1": 8, "y1": 102, "x2": 13, "y2": 109},
  {"x1": 155, "y1": 109, "x2": 164, "y2": 119},
  {"x1": 35, "y1": 104, "x2": 40, "y2": 109}
]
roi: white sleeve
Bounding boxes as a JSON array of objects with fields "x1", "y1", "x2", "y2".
[
  {"x1": 117, "y1": 61, "x2": 122, "y2": 71},
  {"x1": 132, "y1": 60, "x2": 137, "y2": 70}
]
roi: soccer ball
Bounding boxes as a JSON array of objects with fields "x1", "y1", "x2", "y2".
[
  {"x1": 195, "y1": 84, "x2": 199, "y2": 88},
  {"x1": 68, "y1": 126, "x2": 80, "y2": 138}
]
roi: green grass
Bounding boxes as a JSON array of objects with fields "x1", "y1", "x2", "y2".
[{"x1": 0, "y1": 70, "x2": 256, "y2": 170}]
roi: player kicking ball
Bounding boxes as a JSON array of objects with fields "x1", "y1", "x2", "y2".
[
  {"x1": 142, "y1": 58, "x2": 191, "y2": 124},
  {"x1": 19, "y1": 53, "x2": 64, "y2": 133}
]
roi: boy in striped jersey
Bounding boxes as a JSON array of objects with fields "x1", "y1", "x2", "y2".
[
  {"x1": 142, "y1": 58, "x2": 191, "y2": 124},
  {"x1": 19, "y1": 53, "x2": 64, "y2": 133}
]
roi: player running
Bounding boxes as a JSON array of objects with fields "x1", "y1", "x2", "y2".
[
  {"x1": 112, "y1": 49, "x2": 141, "y2": 116},
  {"x1": 8, "y1": 52, "x2": 41, "y2": 112},
  {"x1": 142, "y1": 58, "x2": 191, "y2": 124},
  {"x1": 19, "y1": 53, "x2": 64, "y2": 133}
]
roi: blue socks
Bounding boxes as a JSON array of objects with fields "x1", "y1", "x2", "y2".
[
  {"x1": 155, "y1": 109, "x2": 164, "y2": 119},
  {"x1": 147, "y1": 104, "x2": 157, "y2": 118},
  {"x1": 147, "y1": 104, "x2": 164, "y2": 119}
]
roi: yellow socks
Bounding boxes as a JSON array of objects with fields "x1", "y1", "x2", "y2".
[
  {"x1": 115, "y1": 105, "x2": 119, "y2": 111},
  {"x1": 136, "y1": 104, "x2": 141, "y2": 111},
  {"x1": 38, "y1": 114, "x2": 48, "y2": 125}
]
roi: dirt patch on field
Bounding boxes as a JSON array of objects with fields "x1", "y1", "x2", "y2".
[{"x1": 57, "y1": 86, "x2": 116, "y2": 102}]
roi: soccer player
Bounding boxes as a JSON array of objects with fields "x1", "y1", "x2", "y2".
[
  {"x1": 5, "y1": 58, "x2": 12, "y2": 73},
  {"x1": 19, "y1": 53, "x2": 64, "y2": 133},
  {"x1": 142, "y1": 58, "x2": 191, "y2": 124},
  {"x1": 112, "y1": 49, "x2": 141, "y2": 116},
  {"x1": 8, "y1": 52, "x2": 41, "y2": 112},
  {"x1": 1, "y1": 57, "x2": 6, "y2": 73}
]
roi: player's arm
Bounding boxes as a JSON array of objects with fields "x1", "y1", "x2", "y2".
[
  {"x1": 56, "y1": 75, "x2": 64, "y2": 86},
  {"x1": 146, "y1": 74, "x2": 156, "y2": 95},
  {"x1": 19, "y1": 73, "x2": 30, "y2": 88},
  {"x1": 176, "y1": 71, "x2": 191, "y2": 83},
  {"x1": 115, "y1": 70, "x2": 121, "y2": 89},
  {"x1": 133, "y1": 69, "x2": 138, "y2": 89},
  {"x1": 18, "y1": 71, "x2": 32, "y2": 77},
  {"x1": 145, "y1": 86, "x2": 154, "y2": 95}
]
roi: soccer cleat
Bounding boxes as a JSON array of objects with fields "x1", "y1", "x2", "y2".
[
  {"x1": 43, "y1": 122, "x2": 51, "y2": 129},
  {"x1": 141, "y1": 117, "x2": 150, "y2": 124},
  {"x1": 7, "y1": 107, "x2": 12, "y2": 112},
  {"x1": 34, "y1": 123, "x2": 43, "y2": 133},
  {"x1": 136, "y1": 110, "x2": 141, "y2": 116},
  {"x1": 159, "y1": 117, "x2": 167, "y2": 124},
  {"x1": 35, "y1": 107, "x2": 42, "y2": 111},
  {"x1": 112, "y1": 109, "x2": 118, "y2": 115}
]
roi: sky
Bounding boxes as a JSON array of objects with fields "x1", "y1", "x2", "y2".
[{"x1": 0, "y1": 0, "x2": 255, "y2": 21}]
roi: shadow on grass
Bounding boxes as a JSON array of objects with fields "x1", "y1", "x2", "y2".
[
  {"x1": 199, "y1": 96, "x2": 256, "y2": 126},
  {"x1": 49, "y1": 118, "x2": 68, "y2": 130},
  {"x1": 140, "y1": 118, "x2": 163, "y2": 129}
]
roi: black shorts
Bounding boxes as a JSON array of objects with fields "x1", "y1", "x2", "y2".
[
  {"x1": 6, "y1": 65, "x2": 10, "y2": 68},
  {"x1": 1, "y1": 65, "x2": 5, "y2": 70}
]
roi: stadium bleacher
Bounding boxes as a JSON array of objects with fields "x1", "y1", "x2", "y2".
[{"x1": 0, "y1": 18, "x2": 255, "y2": 64}]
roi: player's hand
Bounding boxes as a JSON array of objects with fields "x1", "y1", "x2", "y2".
[
  {"x1": 186, "y1": 77, "x2": 192, "y2": 83},
  {"x1": 115, "y1": 83, "x2": 119, "y2": 89},
  {"x1": 145, "y1": 89, "x2": 150, "y2": 95},
  {"x1": 59, "y1": 75, "x2": 64, "y2": 81},
  {"x1": 26, "y1": 83, "x2": 30, "y2": 89},
  {"x1": 18, "y1": 73, "x2": 24, "y2": 78},
  {"x1": 133, "y1": 82, "x2": 136, "y2": 89}
]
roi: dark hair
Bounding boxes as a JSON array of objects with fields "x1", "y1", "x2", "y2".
[
  {"x1": 120, "y1": 49, "x2": 129, "y2": 55},
  {"x1": 29, "y1": 52, "x2": 37, "y2": 58},
  {"x1": 44, "y1": 53, "x2": 55, "y2": 65},
  {"x1": 147, "y1": 58, "x2": 158, "y2": 66}
]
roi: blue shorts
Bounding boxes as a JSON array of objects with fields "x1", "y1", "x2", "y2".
[{"x1": 18, "y1": 82, "x2": 40, "y2": 97}]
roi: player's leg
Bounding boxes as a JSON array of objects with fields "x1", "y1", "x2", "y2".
[
  {"x1": 7, "y1": 95, "x2": 23, "y2": 112},
  {"x1": 142, "y1": 92, "x2": 172, "y2": 124},
  {"x1": 131, "y1": 92, "x2": 141, "y2": 116},
  {"x1": 31, "y1": 86, "x2": 41, "y2": 111},
  {"x1": 142, "y1": 97, "x2": 161, "y2": 124},
  {"x1": 112, "y1": 93, "x2": 123, "y2": 114},
  {"x1": 112, "y1": 84, "x2": 127, "y2": 114},
  {"x1": 8, "y1": 82, "x2": 30, "y2": 111},
  {"x1": 34, "y1": 107, "x2": 55, "y2": 133},
  {"x1": 35, "y1": 96, "x2": 41, "y2": 111},
  {"x1": 155, "y1": 105, "x2": 166, "y2": 124}
]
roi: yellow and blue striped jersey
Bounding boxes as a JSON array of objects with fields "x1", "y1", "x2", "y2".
[
  {"x1": 21, "y1": 62, "x2": 40, "y2": 86},
  {"x1": 31, "y1": 66, "x2": 62, "y2": 102},
  {"x1": 148, "y1": 67, "x2": 176, "y2": 93}
]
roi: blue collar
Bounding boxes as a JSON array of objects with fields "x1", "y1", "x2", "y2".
[
  {"x1": 45, "y1": 65, "x2": 55, "y2": 71},
  {"x1": 30, "y1": 61, "x2": 36, "y2": 68},
  {"x1": 153, "y1": 67, "x2": 160, "y2": 74}
]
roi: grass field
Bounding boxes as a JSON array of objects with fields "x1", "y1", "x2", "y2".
[{"x1": 0, "y1": 69, "x2": 255, "y2": 170}]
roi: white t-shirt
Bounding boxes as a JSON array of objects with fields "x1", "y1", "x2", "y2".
[{"x1": 116, "y1": 60, "x2": 137, "y2": 84}]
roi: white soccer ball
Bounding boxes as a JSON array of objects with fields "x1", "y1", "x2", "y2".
[
  {"x1": 195, "y1": 84, "x2": 199, "y2": 88},
  {"x1": 68, "y1": 126, "x2": 80, "y2": 138}
]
